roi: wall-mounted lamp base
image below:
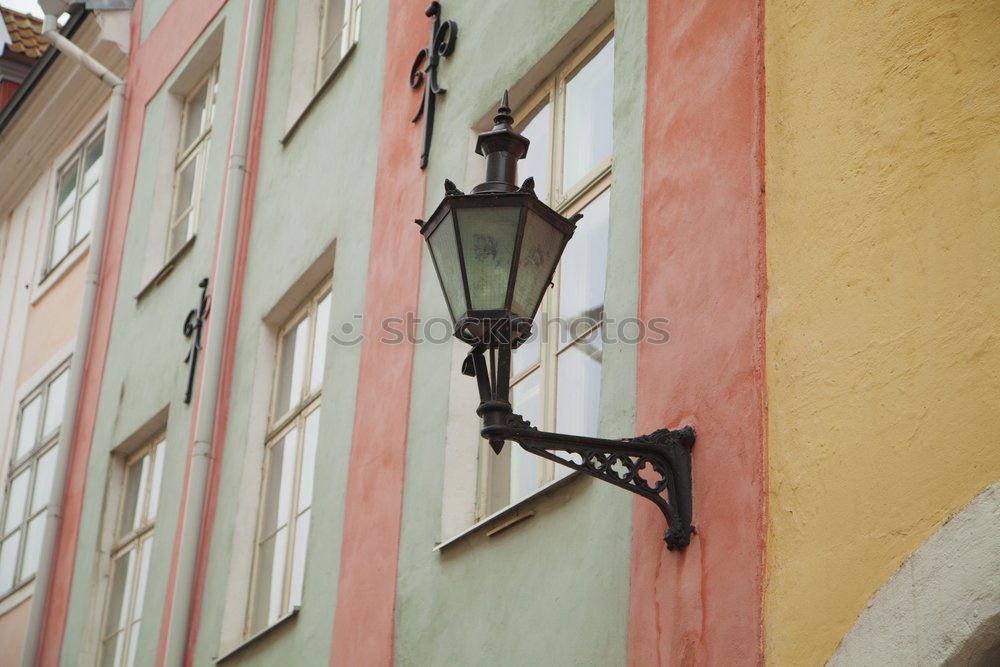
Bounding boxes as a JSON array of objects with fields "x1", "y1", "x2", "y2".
[{"x1": 489, "y1": 414, "x2": 695, "y2": 550}]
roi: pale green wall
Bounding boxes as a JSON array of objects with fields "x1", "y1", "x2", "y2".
[
  {"x1": 188, "y1": 0, "x2": 389, "y2": 663},
  {"x1": 59, "y1": 5, "x2": 244, "y2": 665},
  {"x1": 394, "y1": 1, "x2": 645, "y2": 665}
]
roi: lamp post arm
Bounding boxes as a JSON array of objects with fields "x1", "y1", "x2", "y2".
[{"x1": 493, "y1": 414, "x2": 696, "y2": 550}]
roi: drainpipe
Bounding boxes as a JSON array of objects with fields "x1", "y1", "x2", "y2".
[
  {"x1": 163, "y1": 0, "x2": 267, "y2": 663},
  {"x1": 21, "y1": 6, "x2": 126, "y2": 667}
]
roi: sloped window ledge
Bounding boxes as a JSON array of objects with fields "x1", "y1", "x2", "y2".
[
  {"x1": 213, "y1": 607, "x2": 299, "y2": 663},
  {"x1": 434, "y1": 471, "x2": 581, "y2": 552}
]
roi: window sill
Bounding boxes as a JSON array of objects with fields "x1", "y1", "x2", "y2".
[
  {"x1": 31, "y1": 238, "x2": 90, "y2": 305},
  {"x1": 134, "y1": 234, "x2": 196, "y2": 301},
  {"x1": 281, "y1": 42, "x2": 357, "y2": 145},
  {"x1": 434, "y1": 470, "x2": 581, "y2": 552},
  {"x1": 0, "y1": 576, "x2": 35, "y2": 615},
  {"x1": 213, "y1": 607, "x2": 299, "y2": 663}
]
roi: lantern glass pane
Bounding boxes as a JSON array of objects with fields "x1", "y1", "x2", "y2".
[
  {"x1": 511, "y1": 209, "x2": 566, "y2": 319},
  {"x1": 426, "y1": 213, "x2": 466, "y2": 322},
  {"x1": 455, "y1": 206, "x2": 521, "y2": 311}
]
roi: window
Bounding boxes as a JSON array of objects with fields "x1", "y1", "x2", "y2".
[
  {"x1": 316, "y1": 0, "x2": 361, "y2": 87},
  {"x1": 0, "y1": 363, "x2": 69, "y2": 593},
  {"x1": 47, "y1": 128, "x2": 104, "y2": 273},
  {"x1": 246, "y1": 284, "x2": 331, "y2": 635},
  {"x1": 479, "y1": 25, "x2": 614, "y2": 517},
  {"x1": 167, "y1": 65, "x2": 218, "y2": 259},
  {"x1": 98, "y1": 435, "x2": 165, "y2": 667}
]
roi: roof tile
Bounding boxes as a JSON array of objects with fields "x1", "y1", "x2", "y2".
[{"x1": 1, "y1": 6, "x2": 48, "y2": 62}]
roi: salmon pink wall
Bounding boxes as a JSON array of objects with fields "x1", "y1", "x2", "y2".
[
  {"x1": 327, "y1": 0, "x2": 426, "y2": 664},
  {"x1": 628, "y1": 1, "x2": 766, "y2": 665}
]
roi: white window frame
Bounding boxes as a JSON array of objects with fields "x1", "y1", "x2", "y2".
[
  {"x1": 44, "y1": 126, "x2": 105, "y2": 275},
  {"x1": 316, "y1": 0, "x2": 362, "y2": 91},
  {"x1": 477, "y1": 22, "x2": 615, "y2": 520},
  {"x1": 0, "y1": 360, "x2": 70, "y2": 595},
  {"x1": 244, "y1": 281, "x2": 331, "y2": 637},
  {"x1": 96, "y1": 433, "x2": 165, "y2": 667},
  {"x1": 166, "y1": 65, "x2": 218, "y2": 261}
]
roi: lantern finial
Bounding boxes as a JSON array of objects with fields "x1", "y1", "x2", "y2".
[{"x1": 473, "y1": 90, "x2": 530, "y2": 194}]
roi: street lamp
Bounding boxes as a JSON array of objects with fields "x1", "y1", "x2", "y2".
[{"x1": 416, "y1": 93, "x2": 695, "y2": 550}]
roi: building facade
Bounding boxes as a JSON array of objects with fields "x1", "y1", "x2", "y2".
[
  {"x1": 0, "y1": 7, "x2": 125, "y2": 665},
  {"x1": 0, "y1": 0, "x2": 996, "y2": 665}
]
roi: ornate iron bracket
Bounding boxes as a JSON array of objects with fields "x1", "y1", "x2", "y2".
[
  {"x1": 504, "y1": 416, "x2": 694, "y2": 550},
  {"x1": 409, "y1": 1, "x2": 457, "y2": 169},
  {"x1": 182, "y1": 278, "x2": 210, "y2": 404},
  {"x1": 466, "y1": 348, "x2": 695, "y2": 550}
]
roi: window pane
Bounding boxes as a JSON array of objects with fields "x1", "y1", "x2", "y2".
[
  {"x1": 56, "y1": 163, "x2": 78, "y2": 218},
  {"x1": 125, "y1": 621, "x2": 141, "y2": 667},
  {"x1": 556, "y1": 333, "x2": 603, "y2": 437},
  {"x1": 168, "y1": 214, "x2": 192, "y2": 257},
  {"x1": 511, "y1": 312, "x2": 541, "y2": 377},
  {"x1": 182, "y1": 79, "x2": 209, "y2": 150},
  {"x1": 43, "y1": 369, "x2": 68, "y2": 436},
  {"x1": 509, "y1": 371, "x2": 543, "y2": 502},
  {"x1": 517, "y1": 101, "x2": 551, "y2": 204},
  {"x1": 319, "y1": 0, "x2": 349, "y2": 79},
  {"x1": 298, "y1": 411, "x2": 320, "y2": 514},
  {"x1": 260, "y1": 429, "x2": 297, "y2": 538},
  {"x1": 20, "y1": 513, "x2": 45, "y2": 579},
  {"x1": 0, "y1": 531, "x2": 20, "y2": 590},
  {"x1": 310, "y1": 293, "x2": 331, "y2": 394},
  {"x1": 32, "y1": 447, "x2": 58, "y2": 513},
  {"x1": 558, "y1": 189, "x2": 610, "y2": 339},
  {"x1": 75, "y1": 186, "x2": 98, "y2": 243},
  {"x1": 563, "y1": 37, "x2": 614, "y2": 189},
  {"x1": 132, "y1": 537, "x2": 153, "y2": 621},
  {"x1": 147, "y1": 441, "x2": 165, "y2": 521},
  {"x1": 100, "y1": 632, "x2": 123, "y2": 667},
  {"x1": 15, "y1": 396, "x2": 41, "y2": 460},
  {"x1": 103, "y1": 549, "x2": 134, "y2": 640},
  {"x1": 289, "y1": 508, "x2": 310, "y2": 609},
  {"x1": 173, "y1": 158, "x2": 198, "y2": 218},
  {"x1": 274, "y1": 317, "x2": 309, "y2": 418},
  {"x1": 84, "y1": 133, "x2": 104, "y2": 187},
  {"x1": 50, "y1": 214, "x2": 72, "y2": 267},
  {"x1": 4, "y1": 471, "x2": 29, "y2": 534},
  {"x1": 250, "y1": 528, "x2": 288, "y2": 633},
  {"x1": 118, "y1": 455, "x2": 148, "y2": 538},
  {"x1": 352, "y1": 0, "x2": 362, "y2": 41}
]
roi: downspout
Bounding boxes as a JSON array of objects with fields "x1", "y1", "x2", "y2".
[
  {"x1": 21, "y1": 10, "x2": 126, "y2": 667},
  {"x1": 163, "y1": 0, "x2": 267, "y2": 663}
]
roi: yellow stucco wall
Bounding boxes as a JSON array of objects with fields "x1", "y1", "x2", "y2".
[{"x1": 764, "y1": 1, "x2": 1000, "y2": 664}]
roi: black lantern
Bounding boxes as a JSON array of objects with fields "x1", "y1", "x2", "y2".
[
  {"x1": 420, "y1": 92, "x2": 576, "y2": 347},
  {"x1": 416, "y1": 93, "x2": 697, "y2": 550}
]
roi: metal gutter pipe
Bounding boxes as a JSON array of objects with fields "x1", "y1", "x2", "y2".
[
  {"x1": 21, "y1": 11, "x2": 126, "y2": 667},
  {"x1": 163, "y1": 0, "x2": 267, "y2": 663}
]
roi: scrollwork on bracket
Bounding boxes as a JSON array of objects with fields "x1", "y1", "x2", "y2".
[{"x1": 504, "y1": 417, "x2": 696, "y2": 550}]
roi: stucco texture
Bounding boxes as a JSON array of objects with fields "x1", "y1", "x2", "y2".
[{"x1": 764, "y1": 1, "x2": 1000, "y2": 664}]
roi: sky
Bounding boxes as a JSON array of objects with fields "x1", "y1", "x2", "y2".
[{"x1": 3, "y1": 0, "x2": 44, "y2": 18}]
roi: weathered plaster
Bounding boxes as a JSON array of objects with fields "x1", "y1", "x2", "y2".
[
  {"x1": 764, "y1": 1, "x2": 1000, "y2": 663},
  {"x1": 629, "y1": 0, "x2": 766, "y2": 664},
  {"x1": 829, "y1": 481, "x2": 1000, "y2": 666}
]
